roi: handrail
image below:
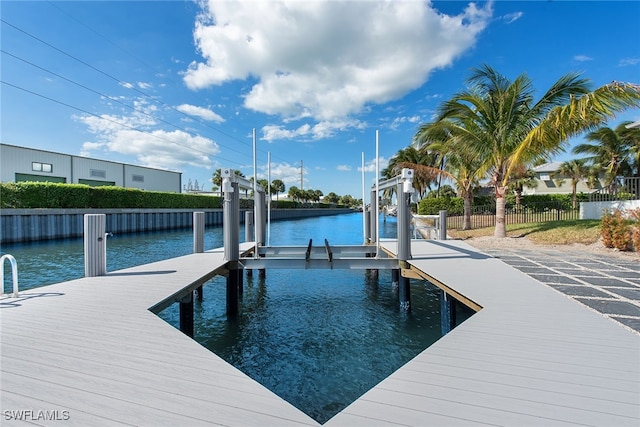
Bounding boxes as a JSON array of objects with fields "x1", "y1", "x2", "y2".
[
  {"x1": 589, "y1": 176, "x2": 640, "y2": 202},
  {"x1": 1, "y1": 254, "x2": 19, "y2": 298}
]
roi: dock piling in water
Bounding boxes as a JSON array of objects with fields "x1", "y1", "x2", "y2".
[
  {"x1": 440, "y1": 291, "x2": 456, "y2": 334},
  {"x1": 179, "y1": 292, "x2": 194, "y2": 337}
]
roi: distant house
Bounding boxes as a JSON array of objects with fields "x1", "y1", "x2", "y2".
[
  {"x1": 523, "y1": 161, "x2": 606, "y2": 196},
  {"x1": 0, "y1": 143, "x2": 182, "y2": 193}
]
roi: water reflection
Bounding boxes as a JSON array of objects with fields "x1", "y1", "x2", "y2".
[{"x1": 161, "y1": 267, "x2": 449, "y2": 424}]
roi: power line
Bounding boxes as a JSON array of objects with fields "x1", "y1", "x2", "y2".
[
  {"x1": 0, "y1": 17, "x2": 292, "y2": 166},
  {"x1": 1, "y1": 49, "x2": 252, "y2": 161},
  {"x1": 1, "y1": 80, "x2": 246, "y2": 168}
]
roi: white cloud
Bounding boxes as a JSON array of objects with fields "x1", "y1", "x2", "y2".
[
  {"x1": 574, "y1": 54, "x2": 593, "y2": 62},
  {"x1": 183, "y1": 0, "x2": 492, "y2": 122},
  {"x1": 261, "y1": 119, "x2": 365, "y2": 142},
  {"x1": 502, "y1": 12, "x2": 523, "y2": 24},
  {"x1": 258, "y1": 161, "x2": 305, "y2": 187},
  {"x1": 337, "y1": 164, "x2": 352, "y2": 172},
  {"x1": 358, "y1": 156, "x2": 389, "y2": 173},
  {"x1": 619, "y1": 57, "x2": 640, "y2": 66},
  {"x1": 389, "y1": 115, "x2": 422, "y2": 130},
  {"x1": 176, "y1": 104, "x2": 225, "y2": 123},
  {"x1": 75, "y1": 99, "x2": 219, "y2": 171},
  {"x1": 137, "y1": 82, "x2": 153, "y2": 90}
]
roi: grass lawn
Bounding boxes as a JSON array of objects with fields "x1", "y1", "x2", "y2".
[{"x1": 448, "y1": 219, "x2": 603, "y2": 245}]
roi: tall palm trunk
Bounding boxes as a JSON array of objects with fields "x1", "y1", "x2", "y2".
[
  {"x1": 462, "y1": 192, "x2": 472, "y2": 230},
  {"x1": 494, "y1": 183, "x2": 507, "y2": 238}
]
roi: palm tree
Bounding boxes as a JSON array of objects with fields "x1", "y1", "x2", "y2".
[
  {"x1": 287, "y1": 186, "x2": 301, "y2": 202},
  {"x1": 554, "y1": 159, "x2": 590, "y2": 209},
  {"x1": 421, "y1": 65, "x2": 640, "y2": 237},
  {"x1": 412, "y1": 129, "x2": 486, "y2": 230},
  {"x1": 619, "y1": 121, "x2": 640, "y2": 175},
  {"x1": 508, "y1": 164, "x2": 537, "y2": 211},
  {"x1": 211, "y1": 168, "x2": 245, "y2": 196},
  {"x1": 271, "y1": 179, "x2": 285, "y2": 200},
  {"x1": 572, "y1": 122, "x2": 634, "y2": 185},
  {"x1": 384, "y1": 147, "x2": 439, "y2": 199}
]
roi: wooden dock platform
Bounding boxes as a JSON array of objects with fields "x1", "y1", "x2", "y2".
[{"x1": 2, "y1": 240, "x2": 638, "y2": 426}]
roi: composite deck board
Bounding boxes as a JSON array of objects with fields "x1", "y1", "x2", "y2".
[
  {"x1": 326, "y1": 240, "x2": 640, "y2": 426},
  {"x1": 1, "y1": 243, "x2": 318, "y2": 427},
  {"x1": 2, "y1": 239, "x2": 638, "y2": 426}
]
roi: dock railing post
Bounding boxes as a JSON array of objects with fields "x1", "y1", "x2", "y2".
[
  {"x1": 439, "y1": 210, "x2": 447, "y2": 240},
  {"x1": 84, "y1": 214, "x2": 107, "y2": 277},
  {"x1": 193, "y1": 211, "x2": 205, "y2": 253},
  {"x1": 245, "y1": 211, "x2": 254, "y2": 242}
]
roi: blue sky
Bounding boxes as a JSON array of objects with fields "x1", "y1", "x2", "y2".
[{"x1": 2, "y1": 0, "x2": 639, "y2": 200}]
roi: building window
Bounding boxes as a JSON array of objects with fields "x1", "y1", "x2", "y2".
[
  {"x1": 32, "y1": 162, "x2": 53, "y2": 173},
  {"x1": 90, "y1": 169, "x2": 106, "y2": 178},
  {"x1": 132, "y1": 174, "x2": 144, "y2": 183}
]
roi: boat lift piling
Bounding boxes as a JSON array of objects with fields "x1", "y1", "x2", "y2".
[
  {"x1": 376, "y1": 168, "x2": 414, "y2": 310},
  {"x1": 193, "y1": 211, "x2": 205, "y2": 301},
  {"x1": 222, "y1": 169, "x2": 265, "y2": 316}
]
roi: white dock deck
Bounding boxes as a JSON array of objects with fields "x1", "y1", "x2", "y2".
[
  {"x1": 2, "y1": 240, "x2": 639, "y2": 426},
  {"x1": 1, "y1": 244, "x2": 317, "y2": 426},
  {"x1": 327, "y1": 240, "x2": 640, "y2": 426}
]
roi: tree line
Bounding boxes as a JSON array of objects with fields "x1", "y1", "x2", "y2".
[{"x1": 211, "y1": 168, "x2": 362, "y2": 207}]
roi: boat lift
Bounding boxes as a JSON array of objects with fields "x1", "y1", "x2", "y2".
[{"x1": 221, "y1": 167, "x2": 416, "y2": 314}]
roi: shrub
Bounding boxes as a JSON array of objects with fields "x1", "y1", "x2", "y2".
[
  {"x1": 418, "y1": 197, "x2": 463, "y2": 215},
  {"x1": 629, "y1": 209, "x2": 640, "y2": 252},
  {"x1": 600, "y1": 210, "x2": 634, "y2": 251}
]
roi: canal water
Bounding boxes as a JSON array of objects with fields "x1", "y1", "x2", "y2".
[{"x1": 1, "y1": 212, "x2": 472, "y2": 424}]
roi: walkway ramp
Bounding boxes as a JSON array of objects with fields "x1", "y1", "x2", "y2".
[
  {"x1": 1, "y1": 244, "x2": 318, "y2": 426},
  {"x1": 327, "y1": 239, "x2": 640, "y2": 426}
]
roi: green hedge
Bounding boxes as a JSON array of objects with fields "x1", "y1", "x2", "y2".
[
  {"x1": 0, "y1": 182, "x2": 224, "y2": 209},
  {"x1": 418, "y1": 197, "x2": 464, "y2": 215},
  {"x1": 0, "y1": 182, "x2": 353, "y2": 210}
]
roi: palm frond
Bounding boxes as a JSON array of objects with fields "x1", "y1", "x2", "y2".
[{"x1": 507, "y1": 81, "x2": 640, "y2": 182}]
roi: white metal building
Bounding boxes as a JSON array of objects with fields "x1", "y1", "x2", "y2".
[{"x1": 0, "y1": 144, "x2": 182, "y2": 192}]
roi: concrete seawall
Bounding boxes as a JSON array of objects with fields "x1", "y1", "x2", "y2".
[{"x1": 0, "y1": 208, "x2": 353, "y2": 244}]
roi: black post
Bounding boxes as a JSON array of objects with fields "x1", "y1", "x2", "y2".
[
  {"x1": 226, "y1": 266, "x2": 239, "y2": 317},
  {"x1": 179, "y1": 292, "x2": 194, "y2": 337},
  {"x1": 391, "y1": 268, "x2": 400, "y2": 291},
  {"x1": 399, "y1": 275, "x2": 410, "y2": 311},
  {"x1": 440, "y1": 291, "x2": 456, "y2": 335}
]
